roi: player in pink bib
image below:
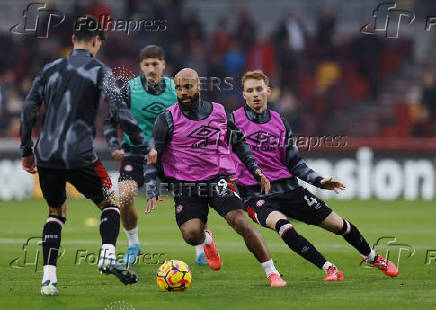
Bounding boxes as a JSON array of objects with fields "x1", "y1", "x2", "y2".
[
  {"x1": 145, "y1": 68, "x2": 286, "y2": 287},
  {"x1": 232, "y1": 70, "x2": 398, "y2": 281}
]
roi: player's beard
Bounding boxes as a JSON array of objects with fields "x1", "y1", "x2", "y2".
[{"x1": 178, "y1": 93, "x2": 200, "y2": 112}]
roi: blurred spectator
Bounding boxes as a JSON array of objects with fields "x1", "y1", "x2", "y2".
[
  {"x1": 275, "y1": 12, "x2": 307, "y2": 53},
  {"x1": 245, "y1": 32, "x2": 276, "y2": 77},
  {"x1": 276, "y1": 88, "x2": 301, "y2": 132},
  {"x1": 224, "y1": 41, "x2": 246, "y2": 78},
  {"x1": 413, "y1": 72, "x2": 436, "y2": 136},
  {"x1": 183, "y1": 12, "x2": 204, "y2": 51},
  {"x1": 275, "y1": 36, "x2": 298, "y2": 89},
  {"x1": 5, "y1": 89, "x2": 22, "y2": 118},
  {"x1": 8, "y1": 117, "x2": 21, "y2": 138},
  {"x1": 235, "y1": 10, "x2": 256, "y2": 51},
  {"x1": 0, "y1": 34, "x2": 16, "y2": 71},
  {"x1": 205, "y1": 50, "x2": 226, "y2": 101},
  {"x1": 421, "y1": 72, "x2": 436, "y2": 118},
  {"x1": 0, "y1": 0, "x2": 417, "y2": 138},
  {"x1": 184, "y1": 40, "x2": 207, "y2": 75},
  {"x1": 274, "y1": 12, "x2": 307, "y2": 90},
  {"x1": 351, "y1": 34, "x2": 383, "y2": 99},
  {"x1": 315, "y1": 61, "x2": 342, "y2": 94},
  {"x1": 85, "y1": 0, "x2": 112, "y2": 24},
  {"x1": 212, "y1": 18, "x2": 233, "y2": 54},
  {"x1": 315, "y1": 7, "x2": 336, "y2": 47},
  {"x1": 166, "y1": 41, "x2": 185, "y2": 74},
  {"x1": 151, "y1": 0, "x2": 183, "y2": 48}
]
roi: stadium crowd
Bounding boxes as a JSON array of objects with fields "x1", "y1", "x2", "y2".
[{"x1": 1, "y1": 0, "x2": 434, "y2": 139}]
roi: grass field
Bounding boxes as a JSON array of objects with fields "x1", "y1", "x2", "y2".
[{"x1": 1, "y1": 198, "x2": 435, "y2": 310}]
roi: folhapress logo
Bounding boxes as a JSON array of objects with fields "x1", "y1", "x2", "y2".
[
  {"x1": 361, "y1": 2, "x2": 414, "y2": 38},
  {"x1": 10, "y1": 2, "x2": 65, "y2": 38}
]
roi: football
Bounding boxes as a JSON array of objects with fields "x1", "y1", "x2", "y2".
[{"x1": 156, "y1": 260, "x2": 192, "y2": 291}]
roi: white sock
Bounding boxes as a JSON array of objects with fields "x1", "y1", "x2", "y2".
[
  {"x1": 42, "y1": 265, "x2": 57, "y2": 284},
  {"x1": 98, "y1": 244, "x2": 116, "y2": 267},
  {"x1": 365, "y1": 249, "x2": 377, "y2": 262},
  {"x1": 203, "y1": 231, "x2": 213, "y2": 245},
  {"x1": 195, "y1": 244, "x2": 204, "y2": 256},
  {"x1": 261, "y1": 259, "x2": 280, "y2": 277},
  {"x1": 124, "y1": 226, "x2": 139, "y2": 246},
  {"x1": 322, "y1": 261, "x2": 334, "y2": 271}
]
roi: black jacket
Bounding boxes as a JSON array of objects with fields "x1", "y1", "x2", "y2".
[{"x1": 20, "y1": 49, "x2": 149, "y2": 169}]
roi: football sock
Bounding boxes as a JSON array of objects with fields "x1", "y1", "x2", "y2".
[
  {"x1": 195, "y1": 244, "x2": 204, "y2": 256},
  {"x1": 203, "y1": 231, "x2": 213, "y2": 245},
  {"x1": 321, "y1": 261, "x2": 334, "y2": 271},
  {"x1": 42, "y1": 216, "x2": 65, "y2": 266},
  {"x1": 261, "y1": 259, "x2": 280, "y2": 277},
  {"x1": 335, "y1": 219, "x2": 372, "y2": 256},
  {"x1": 42, "y1": 216, "x2": 65, "y2": 283},
  {"x1": 364, "y1": 249, "x2": 378, "y2": 262},
  {"x1": 99, "y1": 244, "x2": 116, "y2": 266},
  {"x1": 100, "y1": 205, "x2": 120, "y2": 246},
  {"x1": 124, "y1": 226, "x2": 139, "y2": 246},
  {"x1": 275, "y1": 219, "x2": 327, "y2": 269},
  {"x1": 42, "y1": 265, "x2": 57, "y2": 284}
]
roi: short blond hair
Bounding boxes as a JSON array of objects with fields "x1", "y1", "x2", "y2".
[{"x1": 241, "y1": 70, "x2": 270, "y2": 90}]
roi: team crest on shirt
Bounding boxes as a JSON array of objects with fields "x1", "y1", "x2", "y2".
[
  {"x1": 256, "y1": 199, "x2": 265, "y2": 207},
  {"x1": 124, "y1": 164, "x2": 134, "y2": 172},
  {"x1": 142, "y1": 102, "x2": 166, "y2": 115},
  {"x1": 175, "y1": 204, "x2": 184, "y2": 213},
  {"x1": 246, "y1": 130, "x2": 281, "y2": 151},
  {"x1": 187, "y1": 125, "x2": 220, "y2": 149}
]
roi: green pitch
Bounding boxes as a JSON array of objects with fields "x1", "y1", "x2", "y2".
[{"x1": 1, "y1": 198, "x2": 435, "y2": 310}]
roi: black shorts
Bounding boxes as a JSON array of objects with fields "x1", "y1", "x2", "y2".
[
  {"x1": 245, "y1": 187, "x2": 332, "y2": 227},
  {"x1": 119, "y1": 155, "x2": 145, "y2": 187},
  {"x1": 37, "y1": 160, "x2": 113, "y2": 208},
  {"x1": 173, "y1": 177, "x2": 244, "y2": 227}
]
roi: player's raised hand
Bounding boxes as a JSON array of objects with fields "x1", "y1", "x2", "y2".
[
  {"x1": 146, "y1": 148, "x2": 157, "y2": 164},
  {"x1": 320, "y1": 177, "x2": 345, "y2": 194},
  {"x1": 145, "y1": 197, "x2": 157, "y2": 214},
  {"x1": 111, "y1": 149, "x2": 124, "y2": 161},
  {"x1": 22, "y1": 155, "x2": 36, "y2": 174}
]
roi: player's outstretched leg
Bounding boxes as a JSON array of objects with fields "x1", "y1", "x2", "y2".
[
  {"x1": 118, "y1": 180, "x2": 141, "y2": 267},
  {"x1": 225, "y1": 209, "x2": 286, "y2": 287},
  {"x1": 41, "y1": 203, "x2": 66, "y2": 296},
  {"x1": 180, "y1": 219, "x2": 220, "y2": 270},
  {"x1": 263, "y1": 210, "x2": 343, "y2": 281},
  {"x1": 320, "y1": 211, "x2": 398, "y2": 277},
  {"x1": 97, "y1": 198, "x2": 138, "y2": 285}
]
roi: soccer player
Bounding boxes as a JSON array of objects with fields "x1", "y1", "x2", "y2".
[
  {"x1": 146, "y1": 68, "x2": 287, "y2": 287},
  {"x1": 104, "y1": 45, "x2": 210, "y2": 266},
  {"x1": 20, "y1": 16, "x2": 156, "y2": 296},
  {"x1": 231, "y1": 69, "x2": 398, "y2": 280}
]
